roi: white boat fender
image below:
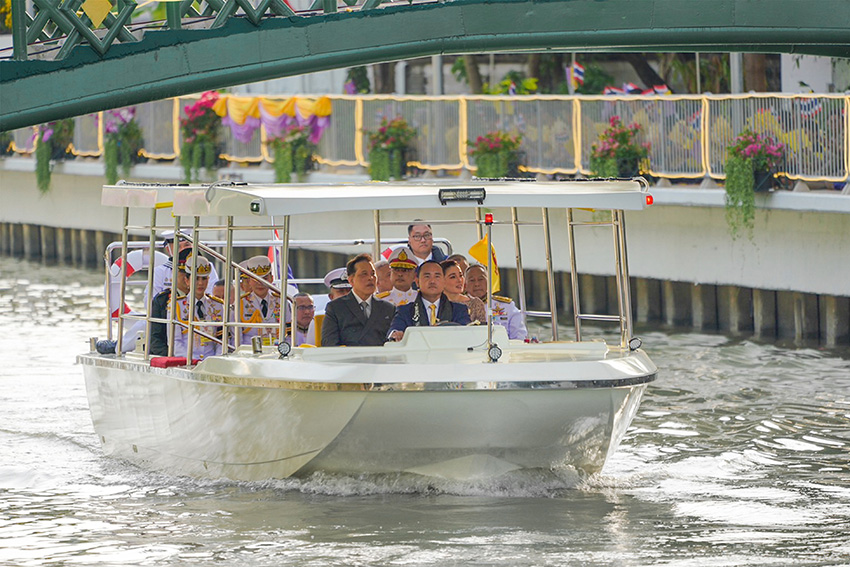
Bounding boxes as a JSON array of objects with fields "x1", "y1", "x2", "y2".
[{"x1": 107, "y1": 249, "x2": 169, "y2": 318}]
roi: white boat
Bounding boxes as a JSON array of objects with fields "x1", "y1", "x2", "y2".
[{"x1": 79, "y1": 179, "x2": 657, "y2": 481}]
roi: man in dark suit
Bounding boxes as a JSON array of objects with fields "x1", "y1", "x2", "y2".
[
  {"x1": 321, "y1": 253, "x2": 396, "y2": 347},
  {"x1": 407, "y1": 220, "x2": 447, "y2": 265},
  {"x1": 388, "y1": 260, "x2": 471, "y2": 341}
]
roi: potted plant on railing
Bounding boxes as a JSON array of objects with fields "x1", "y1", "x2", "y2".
[
  {"x1": 367, "y1": 116, "x2": 416, "y2": 181},
  {"x1": 469, "y1": 131, "x2": 523, "y2": 179},
  {"x1": 35, "y1": 118, "x2": 75, "y2": 194},
  {"x1": 103, "y1": 107, "x2": 144, "y2": 185},
  {"x1": 268, "y1": 125, "x2": 317, "y2": 183},
  {"x1": 724, "y1": 129, "x2": 785, "y2": 239},
  {"x1": 589, "y1": 115, "x2": 649, "y2": 178},
  {"x1": 180, "y1": 91, "x2": 222, "y2": 183},
  {"x1": 0, "y1": 131, "x2": 13, "y2": 157}
]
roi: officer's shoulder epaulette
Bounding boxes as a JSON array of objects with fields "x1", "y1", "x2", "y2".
[
  {"x1": 154, "y1": 289, "x2": 171, "y2": 299},
  {"x1": 493, "y1": 295, "x2": 512, "y2": 303},
  {"x1": 271, "y1": 290, "x2": 281, "y2": 298},
  {"x1": 207, "y1": 294, "x2": 224, "y2": 304},
  {"x1": 375, "y1": 291, "x2": 390, "y2": 299},
  {"x1": 240, "y1": 292, "x2": 251, "y2": 299}
]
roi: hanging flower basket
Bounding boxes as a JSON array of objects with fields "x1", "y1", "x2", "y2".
[
  {"x1": 35, "y1": 119, "x2": 75, "y2": 194},
  {"x1": 103, "y1": 107, "x2": 144, "y2": 185},
  {"x1": 468, "y1": 131, "x2": 523, "y2": 179},
  {"x1": 180, "y1": 91, "x2": 223, "y2": 183},
  {"x1": 267, "y1": 125, "x2": 316, "y2": 183},
  {"x1": 724, "y1": 129, "x2": 785, "y2": 239},
  {"x1": 589, "y1": 116, "x2": 649, "y2": 178},
  {"x1": 367, "y1": 116, "x2": 417, "y2": 181}
]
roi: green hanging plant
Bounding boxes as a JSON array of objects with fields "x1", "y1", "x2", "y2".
[
  {"x1": 723, "y1": 130, "x2": 785, "y2": 239},
  {"x1": 366, "y1": 116, "x2": 416, "y2": 181},
  {"x1": 724, "y1": 154, "x2": 756, "y2": 240},
  {"x1": 103, "y1": 107, "x2": 144, "y2": 185},
  {"x1": 180, "y1": 91, "x2": 222, "y2": 183},
  {"x1": 267, "y1": 125, "x2": 316, "y2": 183},
  {"x1": 468, "y1": 131, "x2": 522, "y2": 178},
  {"x1": 34, "y1": 119, "x2": 75, "y2": 194},
  {"x1": 589, "y1": 115, "x2": 649, "y2": 177},
  {"x1": 0, "y1": 131, "x2": 12, "y2": 156}
]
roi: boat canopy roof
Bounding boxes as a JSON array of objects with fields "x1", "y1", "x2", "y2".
[{"x1": 102, "y1": 180, "x2": 650, "y2": 217}]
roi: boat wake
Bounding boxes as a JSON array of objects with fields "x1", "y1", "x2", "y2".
[{"x1": 257, "y1": 467, "x2": 587, "y2": 498}]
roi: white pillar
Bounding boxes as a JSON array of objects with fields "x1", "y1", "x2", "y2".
[{"x1": 730, "y1": 53, "x2": 744, "y2": 93}]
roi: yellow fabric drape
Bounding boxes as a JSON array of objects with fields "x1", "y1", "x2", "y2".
[{"x1": 212, "y1": 96, "x2": 260, "y2": 125}]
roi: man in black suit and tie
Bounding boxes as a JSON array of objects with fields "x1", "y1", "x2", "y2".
[
  {"x1": 321, "y1": 253, "x2": 396, "y2": 347},
  {"x1": 387, "y1": 260, "x2": 471, "y2": 341}
]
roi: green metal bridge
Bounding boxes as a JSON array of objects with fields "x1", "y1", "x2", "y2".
[{"x1": 2, "y1": 0, "x2": 850, "y2": 131}]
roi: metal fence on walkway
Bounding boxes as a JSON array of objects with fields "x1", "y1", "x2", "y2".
[{"x1": 10, "y1": 93, "x2": 850, "y2": 183}]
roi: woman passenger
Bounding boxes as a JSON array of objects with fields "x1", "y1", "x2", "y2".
[{"x1": 441, "y1": 259, "x2": 486, "y2": 324}]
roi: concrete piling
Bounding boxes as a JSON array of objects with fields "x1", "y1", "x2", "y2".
[
  {"x1": 717, "y1": 285, "x2": 754, "y2": 334},
  {"x1": 22, "y1": 223, "x2": 41, "y2": 260},
  {"x1": 691, "y1": 284, "x2": 718, "y2": 331},
  {"x1": 752, "y1": 289, "x2": 777, "y2": 341}
]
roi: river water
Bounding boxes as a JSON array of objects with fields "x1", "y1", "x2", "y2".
[{"x1": 1, "y1": 257, "x2": 849, "y2": 566}]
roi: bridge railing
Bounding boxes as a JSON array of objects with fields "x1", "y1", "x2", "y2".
[{"x1": 10, "y1": 93, "x2": 850, "y2": 185}]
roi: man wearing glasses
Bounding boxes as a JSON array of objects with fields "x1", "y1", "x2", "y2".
[
  {"x1": 292, "y1": 292, "x2": 316, "y2": 346},
  {"x1": 406, "y1": 221, "x2": 448, "y2": 265}
]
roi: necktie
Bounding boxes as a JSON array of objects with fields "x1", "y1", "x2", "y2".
[
  {"x1": 360, "y1": 300, "x2": 369, "y2": 319},
  {"x1": 429, "y1": 304, "x2": 436, "y2": 325},
  {"x1": 196, "y1": 300, "x2": 205, "y2": 320},
  {"x1": 261, "y1": 299, "x2": 268, "y2": 318}
]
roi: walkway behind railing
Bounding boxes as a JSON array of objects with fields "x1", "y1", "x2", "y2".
[{"x1": 9, "y1": 93, "x2": 850, "y2": 183}]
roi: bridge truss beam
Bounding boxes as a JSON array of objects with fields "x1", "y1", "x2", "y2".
[{"x1": 2, "y1": 0, "x2": 850, "y2": 130}]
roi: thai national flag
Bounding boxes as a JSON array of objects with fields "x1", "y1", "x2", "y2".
[
  {"x1": 570, "y1": 62, "x2": 585, "y2": 89},
  {"x1": 622, "y1": 82, "x2": 642, "y2": 94},
  {"x1": 653, "y1": 84, "x2": 672, "y2": 94},
  {"x1": 508, "y1": 81, "x2": 517, "y2": 96},
  {"x1": 603, "y1": 86, "x2": 626, "y2": 95}
]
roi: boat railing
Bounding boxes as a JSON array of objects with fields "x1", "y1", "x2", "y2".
[{"x1": 103, "y1": 235, "x2": 453, "y2": 357}]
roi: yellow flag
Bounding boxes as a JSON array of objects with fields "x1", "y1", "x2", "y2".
[{"x1": 468, "y1": 235, "x2": 500, "y2": 293}]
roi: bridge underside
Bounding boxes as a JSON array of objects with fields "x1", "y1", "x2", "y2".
[{"x1": 3, "y1": 0, "x2": 850, "y2": 130}]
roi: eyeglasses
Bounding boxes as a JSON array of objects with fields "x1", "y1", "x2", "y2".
[
  {"x1": 296, "y1": 305, "x2": 315, "y2": 311},
  {"x1": 410, "y1": 232, "x2": 433, "y2": 241}
]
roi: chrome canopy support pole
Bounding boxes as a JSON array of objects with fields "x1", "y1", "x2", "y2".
[
  {"x1": 373, "y1": 210, "x2": 381, "y2": 262},
  {"x1": 510, "y1": 207, "x2": 527, "y2": 320},
  {"x1": 611, "y1": 210, "x2": 626, "y2": 347},
  {"x1": 143, "y1": 207, "x2": 158, "y2": 359},
  {"x1": 542, "y1": 207, "x2": 559, "y2": 342},
  {"x1": 566, "y1": 208, "x2": 582, "y2": 342},
  {"x1": 475, "y1": 207, "x2": 483, "y2": 241},
  {"x1": 186, "y1": 218, "x2": 201, "y2": 364},
  {"x1": 115, "y1": 207, "x2": 130, "y2": 355},
  {"x1": 486, "y1": 216, "x2": 494, "y2": 357},
  {"x1": 222, "y1": 216, "x2": 234, "y2": 354},
  {"x1": 167, "y1": 216, "x2": 181, "y2": 358},
  {"x1": 617, "y1": 210, "x2": 635, "y2": 345},
  {"x1": 104, "y1": 246, "x2": 113, "y2": 341},
  {"x1": 279, "y1": 215, "x2": 291, "y2": 345}
]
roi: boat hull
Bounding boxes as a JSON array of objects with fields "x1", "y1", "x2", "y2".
[{"x1": 80, "y1": 353, "x2": 651, "y2": 481}]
